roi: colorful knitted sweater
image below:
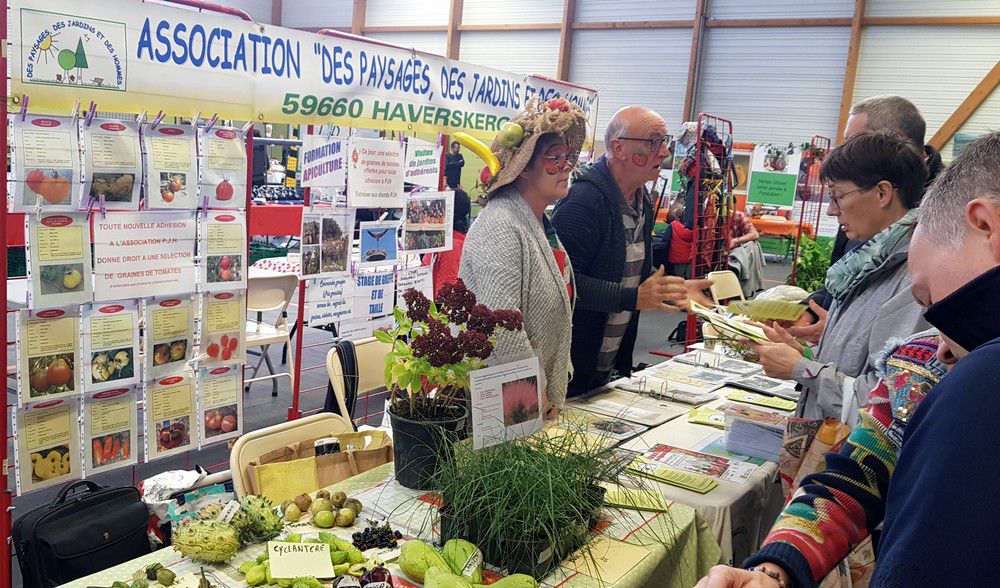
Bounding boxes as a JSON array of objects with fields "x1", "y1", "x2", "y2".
[{"x1": 744, "y1": 333, "x2": 947, "y2": 588}]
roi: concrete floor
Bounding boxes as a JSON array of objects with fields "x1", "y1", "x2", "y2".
[{"x1": 6, "y1": 252, "x2": 794, "y2": 586}]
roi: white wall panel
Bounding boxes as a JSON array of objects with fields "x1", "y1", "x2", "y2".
[
  {"x1": 569, "y1": 29, "x2": 691, "y2": 140},
  {"x1": 366, "y1": 32, "x2": 448, "y2": 57},
  {"x1": 941, "y1": 89, "x2": 1000, "y2": 161},
  {"x1": 853, "y1": 26, "x2": 1000, "y2": 145},
  {"x1": 216, "y1": 0, "x2": 273, "y2": 23},
  {"x1": 709, "y1": 0, "x2": 853, "y2": 19},
  {"x1": 696, "y1": 27, "x2": 850, "y2": 145},
  {"x1": 459, "y1": 31, "x2": 560, "y2": 78},
  {"x1": 281, "y1": 0, "x2": 353, "y2": 28},
  {"x1": 867, "y1": 0, "x2": 1000, "y2": 17},
  {"x1": 575, "y1": 0, "x2": 696, "y2": 23},
  {"x1": 366, "y1": 0, "x2": 450, "y2": 26},
  {"x1": 463, "y1": 0, "x2": 563, "y2": 25}
]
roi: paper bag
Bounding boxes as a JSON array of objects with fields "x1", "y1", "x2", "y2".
[{"x1": 778, "y1": 417, "x2": 850, "y2": 499}]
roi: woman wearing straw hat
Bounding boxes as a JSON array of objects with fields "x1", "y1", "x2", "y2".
[{"x1": 458, "y1": 98, "x2": 587, "y2": 419}]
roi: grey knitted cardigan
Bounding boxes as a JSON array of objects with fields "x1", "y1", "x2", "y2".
[{"x1": 458, "y1": 186, "x2": 575, "y2": 407}]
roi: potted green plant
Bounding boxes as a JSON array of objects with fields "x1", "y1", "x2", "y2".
[{"x1": 376, "y1": 279, "x2": 523, "y2": 490}]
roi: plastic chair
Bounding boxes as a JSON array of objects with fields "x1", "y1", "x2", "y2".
[
  {"x1": 707, "y1": 270, "x2": 745, "y2": 304},
  {"x1": 245, "y1": 274, "x2": 298, "y2": 397},
  {"x1": 228, "y1": 412, "x2": 354, "y2": 497},
  {"x1": 326, "y1": 337, "x2": 392, "y2": 427}
]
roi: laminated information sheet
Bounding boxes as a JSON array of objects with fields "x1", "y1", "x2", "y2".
[
  {"x1": 82, "y1": 301, "x2": 140, "y2": 392},
  {"x1": 300, "y1": 209, "x2": 355, "y2": 278},
  {"x1": 17, "y1": 307, "x2": 80, "y2": 406},
  {"x1": 82, "y1": 118, "x2": 142, "y2": 210},
  {"x1": 199, "y1": 365, "x2": 244, "y2": 447},
  {"x1": 143, "y1": 124, "x2": 198, "y2": 209},
  {"x1": 144, "y1": 296, "x2": 195, "y2": 379},
  {"x1": 14, "y1": 398, "x2": 82, "y2": 495},
  {"x1": 199, "y1": 127, "x2": 247, "y2": 208},
  {"x1": 145, "y1": 371, "x2": 198, "y2": 461},
  {"x1": 200, "y1": 210, "x2": 247, "y2": 291},
  {"x1": 10, "y1": 114, "x2": 82, "y2": 211},
  {"x1": 83, "y1": 385, "x2": 138, "y2": 475},
  {"x1": 199, "y1": 291, "x2": 246, "y2": 367},
  {"x1": 26, "y1": 212, "x2": 93, "y2": 308},
  {"x1": 402, "y1": 191, "x2": 454, "y2": 254}
]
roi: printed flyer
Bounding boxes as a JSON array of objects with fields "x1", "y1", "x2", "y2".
[
  {"x1": 300, "y1": 209, "x2": 355, "y2": 278},
  {"x1": 14, "y1": 398, "x2": 82, "y2": 494},
  {"x1": 300, "y1": 135, "x2": 346, "y2": 190},
  {"x1": 200, "y1": 127, "x2": 247, "y2": 208},
  {"x1": 93, "y1": 211, "x2": 198, "y2": 300},
  {"x1": 145, "y1": 371, "x2": 198, "y2": 461},
  {"x1": 403, "y1": 137, "x2": 442, "y2": 189},
  {"x1": 747, "y1": 143, "x2": 803, "y2": 208},
  {"x1": 144, "y1": 296, "x2": 195, "y2": 378},
  {"x1": 201, "y1": 210, "x2": 247, "y2": 291},
  {"x1": 353, "y1": 270, "x2": 395, "y2": 320},
  {"x1": 359, "y1": 221, "x2": 399, "y2": 269},
  {"x1": 199, "y1": 291, "x2": 247, "y2": 367},
  {"x1": 82, "y1": 118, "x2": 142, "y2": 210},
  {"x1": 306, "y1": 276, "x2": 355, "y2": 327},
  {"x1": 82, "y1": 385, "x2": 138, "y2": 475},
  {"x1": 469, "y1": 356, "x2": 543, "y2": 450},
  {"x1": 17, "y1": 307, "x2": 80, "y2": 406},
  {"x1": 397, "y1": 265, "x2": 434, "y2": 311},
  {"x1": 10, "y1": 114, "x2": 81, "y2": 211},
  {"x1": 143, "y1": 123, "x2": 199, "y2": 210},
  {"x1": 336, "y1": 315, "x2": 395, "y2": 342},
  {"x1": 403, "y1": 191, "x2": 454, "y2": 254},
  {"x1": 82, "y1": 301, "x2": 140, "y2": 392},
  {"x1": 26, "y1": 212, "x2": 93, "y2": 308},
  {"x1": 346, "y1": 137, "x2": 404, "y2": 208},
  {"x1": 199, "y1": 365, "x2": 243, "y2": 446}
]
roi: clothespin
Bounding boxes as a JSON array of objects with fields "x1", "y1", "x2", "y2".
[
  {"x1": 99, "y1": 194, "x2": 107, "y2": 218},
  {"x1": 85, "y1": 102, "x2": 97, "y2": 126},
  {"x1": 326, "y1": 124, "x2": 336, "y2": 140},
  {"x1": 33, "y1": 199, "x2": 43, "y2": 222},
  {"x1": 241, "y1": 121, "x2": 253, "y2": 135},
  {"x1": 70, "y1": 101, "x2": 81, "y2": 121},
  {"x1": 398, "y1": 131, "x2": 406, "y2": 149},
  {"x1": 191, "y1": 110, "x2": 201, "y2": 130},
  {"x1": 201, "y1": 192, "x2": 210, "y2": 218},
  {"x1": 19, "y1": 95, "x2": 29, "y2": 121},
  {"x1": 378, "y1": 210, "x2": 389, "y2": 222},
  {"x1": 135, "y1": 109, "x2": 147, "y2": 126},
  {"x1": 84, "y1": 194, "x2": 96, "y2": 220},
  {"x1": 204, "y1": 113, "x2": 219, "y2": 134},
  {"x1": 150, "y1": 110, "x2": 165, "y2": 131}
]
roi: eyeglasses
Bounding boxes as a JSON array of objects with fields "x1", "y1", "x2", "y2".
[
  {"x1": 618, "y1": 134, "x2": 673, "y2": 153},
  {"x1": 827, "y1": 185, "x2": 871, "y2": 209},
  {"x1": 542, "y1": 153, "x2": 574, "y2": 171}
]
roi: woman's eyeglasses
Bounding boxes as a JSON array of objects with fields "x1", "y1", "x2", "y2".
[
  {"x1": 542, "y1": 153, "x2": 574, "y2": 171},
  {"x1": 827, "y1": 185, "x2": 872, "y2": 208}
]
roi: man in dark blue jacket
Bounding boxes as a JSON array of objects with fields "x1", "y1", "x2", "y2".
[{"x1": 553, "y1": 106, "x2": 709, "y2": 396}]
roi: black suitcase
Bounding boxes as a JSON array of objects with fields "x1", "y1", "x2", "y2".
[{"x1": 14, "y1": 480, "x2": 152, "y2": 588}]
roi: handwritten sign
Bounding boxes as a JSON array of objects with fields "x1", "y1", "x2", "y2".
[{"x1": 267, "y1": 541, "x2": 334, "y2": 579}]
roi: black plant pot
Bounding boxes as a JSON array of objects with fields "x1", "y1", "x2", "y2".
[{"x1": 388, "y1": 404, "x2": 467, "y2": 490}]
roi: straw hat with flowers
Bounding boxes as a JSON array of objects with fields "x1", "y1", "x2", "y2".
[{"x1": 456, "y1": 97, "x2": 588, "y2": 196}]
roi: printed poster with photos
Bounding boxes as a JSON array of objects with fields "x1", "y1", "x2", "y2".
[
  {"x1": 10, "y1": 114, "x2": 82, "y2": 211},
  {"x1": 403, "y1": 191, "x2": 454, "y2": 254},
  {"x1": 144, "y1": 296, "x2": 195, "y2": 378},
  {"x1": 143, "y1": 124, "x2": 198, "y2": 209},
  {"x1": 93, "y1": 211, "x2": 198, "y2": 300},
  {"x1": 82, "y1": 301, "x2": 140, "y2": 392},
  {"x1": 470, "y1": 356, "x2": 544, "y2": 450},
  {"x1": 83, "y1": 385, "x2": 138, "y2": 475},
  {"x1": 145, "y1": 371, "x2": 198, "y2": 461},
  {"x1": 359, "y1": 220, "x2": 399, "y2": 269},
  {"x1": 199, "y1": 127, "x2": 247, "y2": 208},
  {"x1": 403, "y1": 137, "x2": 442, "y2": 189},
  {"x1": 346, "y1": 137, "x2": 405, "y2": 208},
  {"x1": 201, "y1": 211, "x2": 247, "y2": 291},
  {"x1": 199, "y1": 291, "x2": 246, "y2": 367},
  {"x1": 27, "y1": 212, "x2": 93, "y2": 308},
  {"x1": 199, "y1": 365, "x2": 244, "y2": 446},
  {"x1": 747, "y1": 143, "x2": 803, "y2": 208},
  {"x1": 14, "y1": 398, "x2": 82, "y2": 495},
  {"x1": 300, "y1": 209, "x2": 355, "y2": 278},
  {"x1": 82, "y1": 118, "x2": 142, "y2": 210},
  {"x1": 17, "y1": 307, "x2": 80, "y2": 406}
]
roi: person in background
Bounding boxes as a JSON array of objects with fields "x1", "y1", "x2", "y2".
[
  {"x1": 459, "y1": 99, "x2": 586, "y2": 418},
  {"x1": 251, "y1": 129, "x2": 268, "y2": 187},
  {"x1": 753, "y1": 132, "x2": 929, "y2": 421},
  {"x1": 791, "y1": 95, "x2": 945, "y2": 343},
  {"x1": 445, "y1": 140, "x2": 465, "y2": 189},
  {"x1": 728, "y1": 208, "x2": 765, "y2": 296},
  {"x1": 553, "y1": 106, "x2": 711, "y2": 396},
  {"x1": 423, "y1": 189, "x2": 472, "y2": 296}
]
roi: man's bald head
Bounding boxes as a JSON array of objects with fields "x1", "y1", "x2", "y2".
[{"x1": 604, "y1": 106, "x2": 664, "y2": 146}]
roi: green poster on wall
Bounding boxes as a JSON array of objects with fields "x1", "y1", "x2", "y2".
[{"x1": 747, "y1": 143, "x2": 802, "y2": 208}]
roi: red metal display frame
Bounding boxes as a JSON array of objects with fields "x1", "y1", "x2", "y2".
[
  {"x1": 789, "y1": 135, "x2": 831, "y2": 286},
  {"x1": 684, "y1": 113, "x2": 735, "y2": 347}
]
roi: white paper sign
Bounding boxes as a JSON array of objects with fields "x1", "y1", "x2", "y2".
[
  {"x1": 82, "y1": 301, "x2": 140, "y2": 392},
  {"x1": 403, "y1": 137, "x2": 442, "y2": 189},
  {"x1": 82, "y1": 385, "x2": 139, "y2": 475},
  {"x1": 14, "y1": 398, "x2": 83, "y2": 495},
  {"x1": 306, "y1": 276, "x2": 355, "y2": 327},
  {"x1": 145, "y1": 371, "x2": 198, "y2": 461},
  {"x1": 10, "y1": 114, "x2": 82, "y2": 211},
  {"x1": 301, "y1": 135, "x2": 346, "y2": 190},
  {"x1": 347, "y1": 137, "x2": 404, "y2": 208},
  {"x1": 354, "y1": 270, "x2": 395, "y2": 319},
  {"x1": 199, "y1": 291, "x2": 247, "y2": 367},
  {"x1": 26, "y1": 212, "x2": 93, "y2": 308},
  {"x1": 200, "y1": 210, "x2": 247, "y2": 292},
  {"x1": 397, "y1": 266, "x2": 434, "y2": 310},
  {"x1": 359, "y1": 220, "x2": 399, "y2": 269},
  {"x1": 143, "y1": 124, "x2": 199, "y2": 209},
  {"x1": 199, "y1": 127, "x2": 247, "y2": 208},
  {"x1": 199, "y1": 365, "x2": 244, "y2": 447},
  {"x1": 82, "y1": 118, "x2": 142, "y2": 210},
  {"x1": 268, "y1": 541, "x2": 335, "y2": 580},
  {"x1": 403, "y1": 191, "x2": 454, "y2": 254},
  {"x1": 469, "y1": 356, "x2": 543, "y2": 449},
  {"x1": 337, "y1": 315, "x2": 395, "y2": 342},
  {"x1": 93, "y1": 211, "x2": 198, "y2": 300}
]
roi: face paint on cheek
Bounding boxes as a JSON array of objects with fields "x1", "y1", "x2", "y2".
[
  {"x1": 631, "y1": 149, "x2": 650, "y2": 167},
  {"x1": 543, "y1": 161, "x2": 561, "y2": 175},
  {"x1": 542, "y1": 143, "x2": 570, "y2": 176}
]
